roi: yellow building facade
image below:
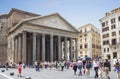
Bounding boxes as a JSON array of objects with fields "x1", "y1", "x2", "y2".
[{"x1": 77, "y1": 24, "x2": 101, "y2": 59}]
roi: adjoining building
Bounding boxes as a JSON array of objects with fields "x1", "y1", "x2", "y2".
[
  {"x1": 0, "y1": 8, "x2": 79, "y2": 64},
  {"x1": 77, "y1": 24, "x2": 101, "y2": 59},
  {"x1": 100, "y1": 7, "x2": 120, "y2": 59},
  {"x1": 0, "y1": 14, "x2": 8, "y2": 63}
]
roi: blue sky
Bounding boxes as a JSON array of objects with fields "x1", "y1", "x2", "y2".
[{"x1": 0, "y1": 0, "x2": 120, "y2": 29}]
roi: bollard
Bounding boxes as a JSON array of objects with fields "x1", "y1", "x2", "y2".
[
  {"x1": 10, "y1": 72, "x2": 14, "y2": 76},
  {"x1": 1, "y1": 70, "x2": 5, "y2": 72},
  {"x1": 25, "y1": 76, "x2": 31, "y2": 79}
]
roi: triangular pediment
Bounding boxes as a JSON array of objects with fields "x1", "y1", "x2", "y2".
[{"x1": 24, "y1": 13, "x2": 78, "y2": 33}]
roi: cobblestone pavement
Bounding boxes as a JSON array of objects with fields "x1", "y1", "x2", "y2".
[
  {"x1": 0, "y1": 74, "x2": 9, "y2": 79},
  {"x1": 0, "y1": 67, "x2": 118, "y2": 79}
]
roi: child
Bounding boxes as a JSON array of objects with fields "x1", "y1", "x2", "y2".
[{"x1": 17, "y1": 61, "x2": 23, "y2": 77}]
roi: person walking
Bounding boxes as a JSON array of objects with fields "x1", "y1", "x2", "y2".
[
  {"x1": 93, "y1": 59, "x2": 99, "y2": 78},
  {"x1": 115, "y1": 61, "x2": 120, "y2": 79},
  {"x1": 98, "y1": 63, "x2": 103, "y2": 79},
  {"x1": 17, "y1": 61, "x2": 23, "y2": 77},
  {"x1": 104, "y1": 59, "x2": 110, "y2": 79},
  {"x1": 77, "y1": 59, "x2": 83, "y2": 76},
  {"x1": 86, "y1": 60, "x2": 92, "y2": 77},
  {"x1": 61, "y1": 61, "x2": 64, "y2": 71},
  {"x1": 73, "y1": 60, "x2": 77, "y2": 75},
  {"x1": 82, "y1": 59, "x2": 86, "y2": 75},
  {"x1": 6, "y1": 62, "x2": 9, "y2": 70},
  {"x1": 34, "y1": 61, "x2": 38, "y2": 71}
]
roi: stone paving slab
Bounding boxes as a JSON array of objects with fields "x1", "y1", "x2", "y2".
[{"x1": 0, "y1": 68, "x2": 118, "y2": 79}]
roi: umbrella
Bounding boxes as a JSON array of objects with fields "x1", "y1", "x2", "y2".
[{"x1": 85, "y1": 57, "x2": 91, "y2": 61}]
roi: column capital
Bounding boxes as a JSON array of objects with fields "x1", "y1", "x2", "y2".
[
  {"x1": 33, "y1": 32, "x2": 37, "y2": 37},
  {"x1": 50, "y1": 34, "x2": 53, "y2": 37},
  {"x1": 42, "y1": 33, "x2": 45, "y2": 37}
]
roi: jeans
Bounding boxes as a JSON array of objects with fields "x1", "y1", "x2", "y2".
[
  {"x1": 86, "y1": 69, "x2": 90, "y2": 76},
  {"x1": 94, "y1": 67, "x2": 98, "y2": 78},
  {"x1": 78, "y1": 66, "x2": 82, "y2": 76}
]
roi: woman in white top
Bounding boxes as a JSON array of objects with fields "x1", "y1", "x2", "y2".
[{"x1": 93, "y1": 59, "x2": 99, "y2": 78}]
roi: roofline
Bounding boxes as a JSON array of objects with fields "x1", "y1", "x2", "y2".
[
  {"x1": 8, "y1": 8, "x2": 40, "y2": 17},
  {"x1": 77, "y1": 23, "x2": 100, "y2": 32},
  {"x1": 0, "y1": 14, "x2": 8, "y2": 18},
  {"x1": 22, "y1": 12, "x2": 79, "y2": 33},
  {"x1": 8, "y1": 13, "x2": 79, "y2": 34}
]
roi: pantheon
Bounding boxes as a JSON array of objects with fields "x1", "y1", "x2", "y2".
[{"x1": 0, "y1": 8, "x2": 78, "y2": 64}]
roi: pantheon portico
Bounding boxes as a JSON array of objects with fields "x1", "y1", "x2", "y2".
[{"x1": 7, "y1": 13, "x2": 78, "y2": 64}]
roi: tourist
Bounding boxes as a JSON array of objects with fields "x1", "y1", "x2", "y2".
[
  {"x1": 82, "y1": 59, "x2": 86, "y2": 75},
  {"x1": 98, "y1": 63, "x2": 103, "y2": 79},
  {"x1": 61, "y1": 61, "x2": 64, "y2": 71},
  {"x1": 113, "y1": 57, "x2": 117, "y2": 71},
  {"x1": 57, "y1": 62, "x2": 61, "y2": 70},
  {"x1": 104, "y1": 59, "x2": 110, "y2": 79},
  {"x1": 115, "y1": 60, "x2": 120, "y2": 79},
  {"x1": 37, "y1": 61, "x2": 40, "y2": 71},
  {"x1": 86, "y1": 60, "x2": 92, "y2": 77},
  {"x1": 17, "y1": 61, "x2": 23, "y2": 77},
  {"x1": 6, "y1": 62, "x2": 9, "y2": 70},
  {"x1": 73, "y1": 60, "x2": 77, "y2": 75},
  {"x1": 34, "y1": 61, "x2": 38, "y2": 71},
  {"x1": 93, "y1": 59, "x2": 99, "y2": 78},
  {"x1": 77, "y1": 59, "x2": 83, "y2": 76}
]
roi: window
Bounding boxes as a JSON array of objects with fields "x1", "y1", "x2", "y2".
[
  {"x1": 85, "y1": 44, "x2": 87, "y2": 48},
  {"x1": 103, "y1": 40, "x2": 109, "y2": 45},
  {"x1": 80, "y1": 52, "x2": 83, "y2": 54},
  {"x1": 80, "y1": 45, "x2": 82, "y2": 49},
  {"x1": 118, "y1": 16, "x2": 120, "y2": 21},
  {"x1": 107, "y1": 48, "x2": 109, "y2": 52},
  {"x1": 106, "y1": 21, "x2": 108, "y2": 25},
  {"x1": 103, "y1": 34, "x2": 106, "y2": 38},
  {"x1": 80, "y1": 35, "x2": 82, "y2": 38},
  {"x1": 102, "y1": 27, "x2": 109, "y2": 32},
  {"x1": 111, "y1": 24, "x2": 116, "y2": 29},
  {"x1": 92, "y1": 44, "x2": 95, "y2": 48},
  {"x1": 104, "y1": 48, "x2": 106, "y2": 52},
  {"x1": 112, "y1": 32, "x2": 116, "y2": 36},
  {"x1": 111, "y1": 18, "x2": 115, "y2": 24},
  {"x1": 103, "y1": 33, "x2": 109, "y2": 39},
  {"x1": 80, "y1": 30, "x2": 82, "y2": 33},
  {"x1": 106, "y1": 33, "x2": 109, "y2": 37},
  {"x1": 106, "y1": 40, "x2": 109, "y2": 44},
  {"x1": 112, "y1": 39, "x2": 116, "y2": 45},
  {"x1": 84, "y1": 34, "x2": 87, "y2": 37},
  {"x1": 102, "y1": 22, "x2": 105, "y2": 27}
]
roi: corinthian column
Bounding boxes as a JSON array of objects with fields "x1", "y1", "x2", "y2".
[
  {"x1": 42, "y1": 34, "x2": 45, "y2": 61},
  {"x1": 64, "y1": 37, "x2": 67, "y2": 60},
  {"x1": 70, "y1": 38, "x2": 73, "y2": 61},
  {"x1": 18, "y1": 34, "x2": 22, "y2": 62},
  {"x1": 22, "y1": 31, "x2": 27, "y2": 64},
  {"x1": 33, "y1": 33, "x2": 37, "y2": 62},
  {"x1": 75, "y1": 38, "x2": 78, "y2": 60},
  {"x1": 50, "y1": 35, "x2": 53, "y2": 62},
  {"x1": 58, "y1": 36, "x2": 61, "y2": 61}
]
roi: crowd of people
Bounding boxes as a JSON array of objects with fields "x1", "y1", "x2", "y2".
[{"x1": 1, "y1": 57, "x2": 120, "y2": 79}]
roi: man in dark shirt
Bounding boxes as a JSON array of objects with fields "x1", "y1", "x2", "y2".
[{"x1": 104, "y1": 59, "x2": 110, "y2": 79}]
